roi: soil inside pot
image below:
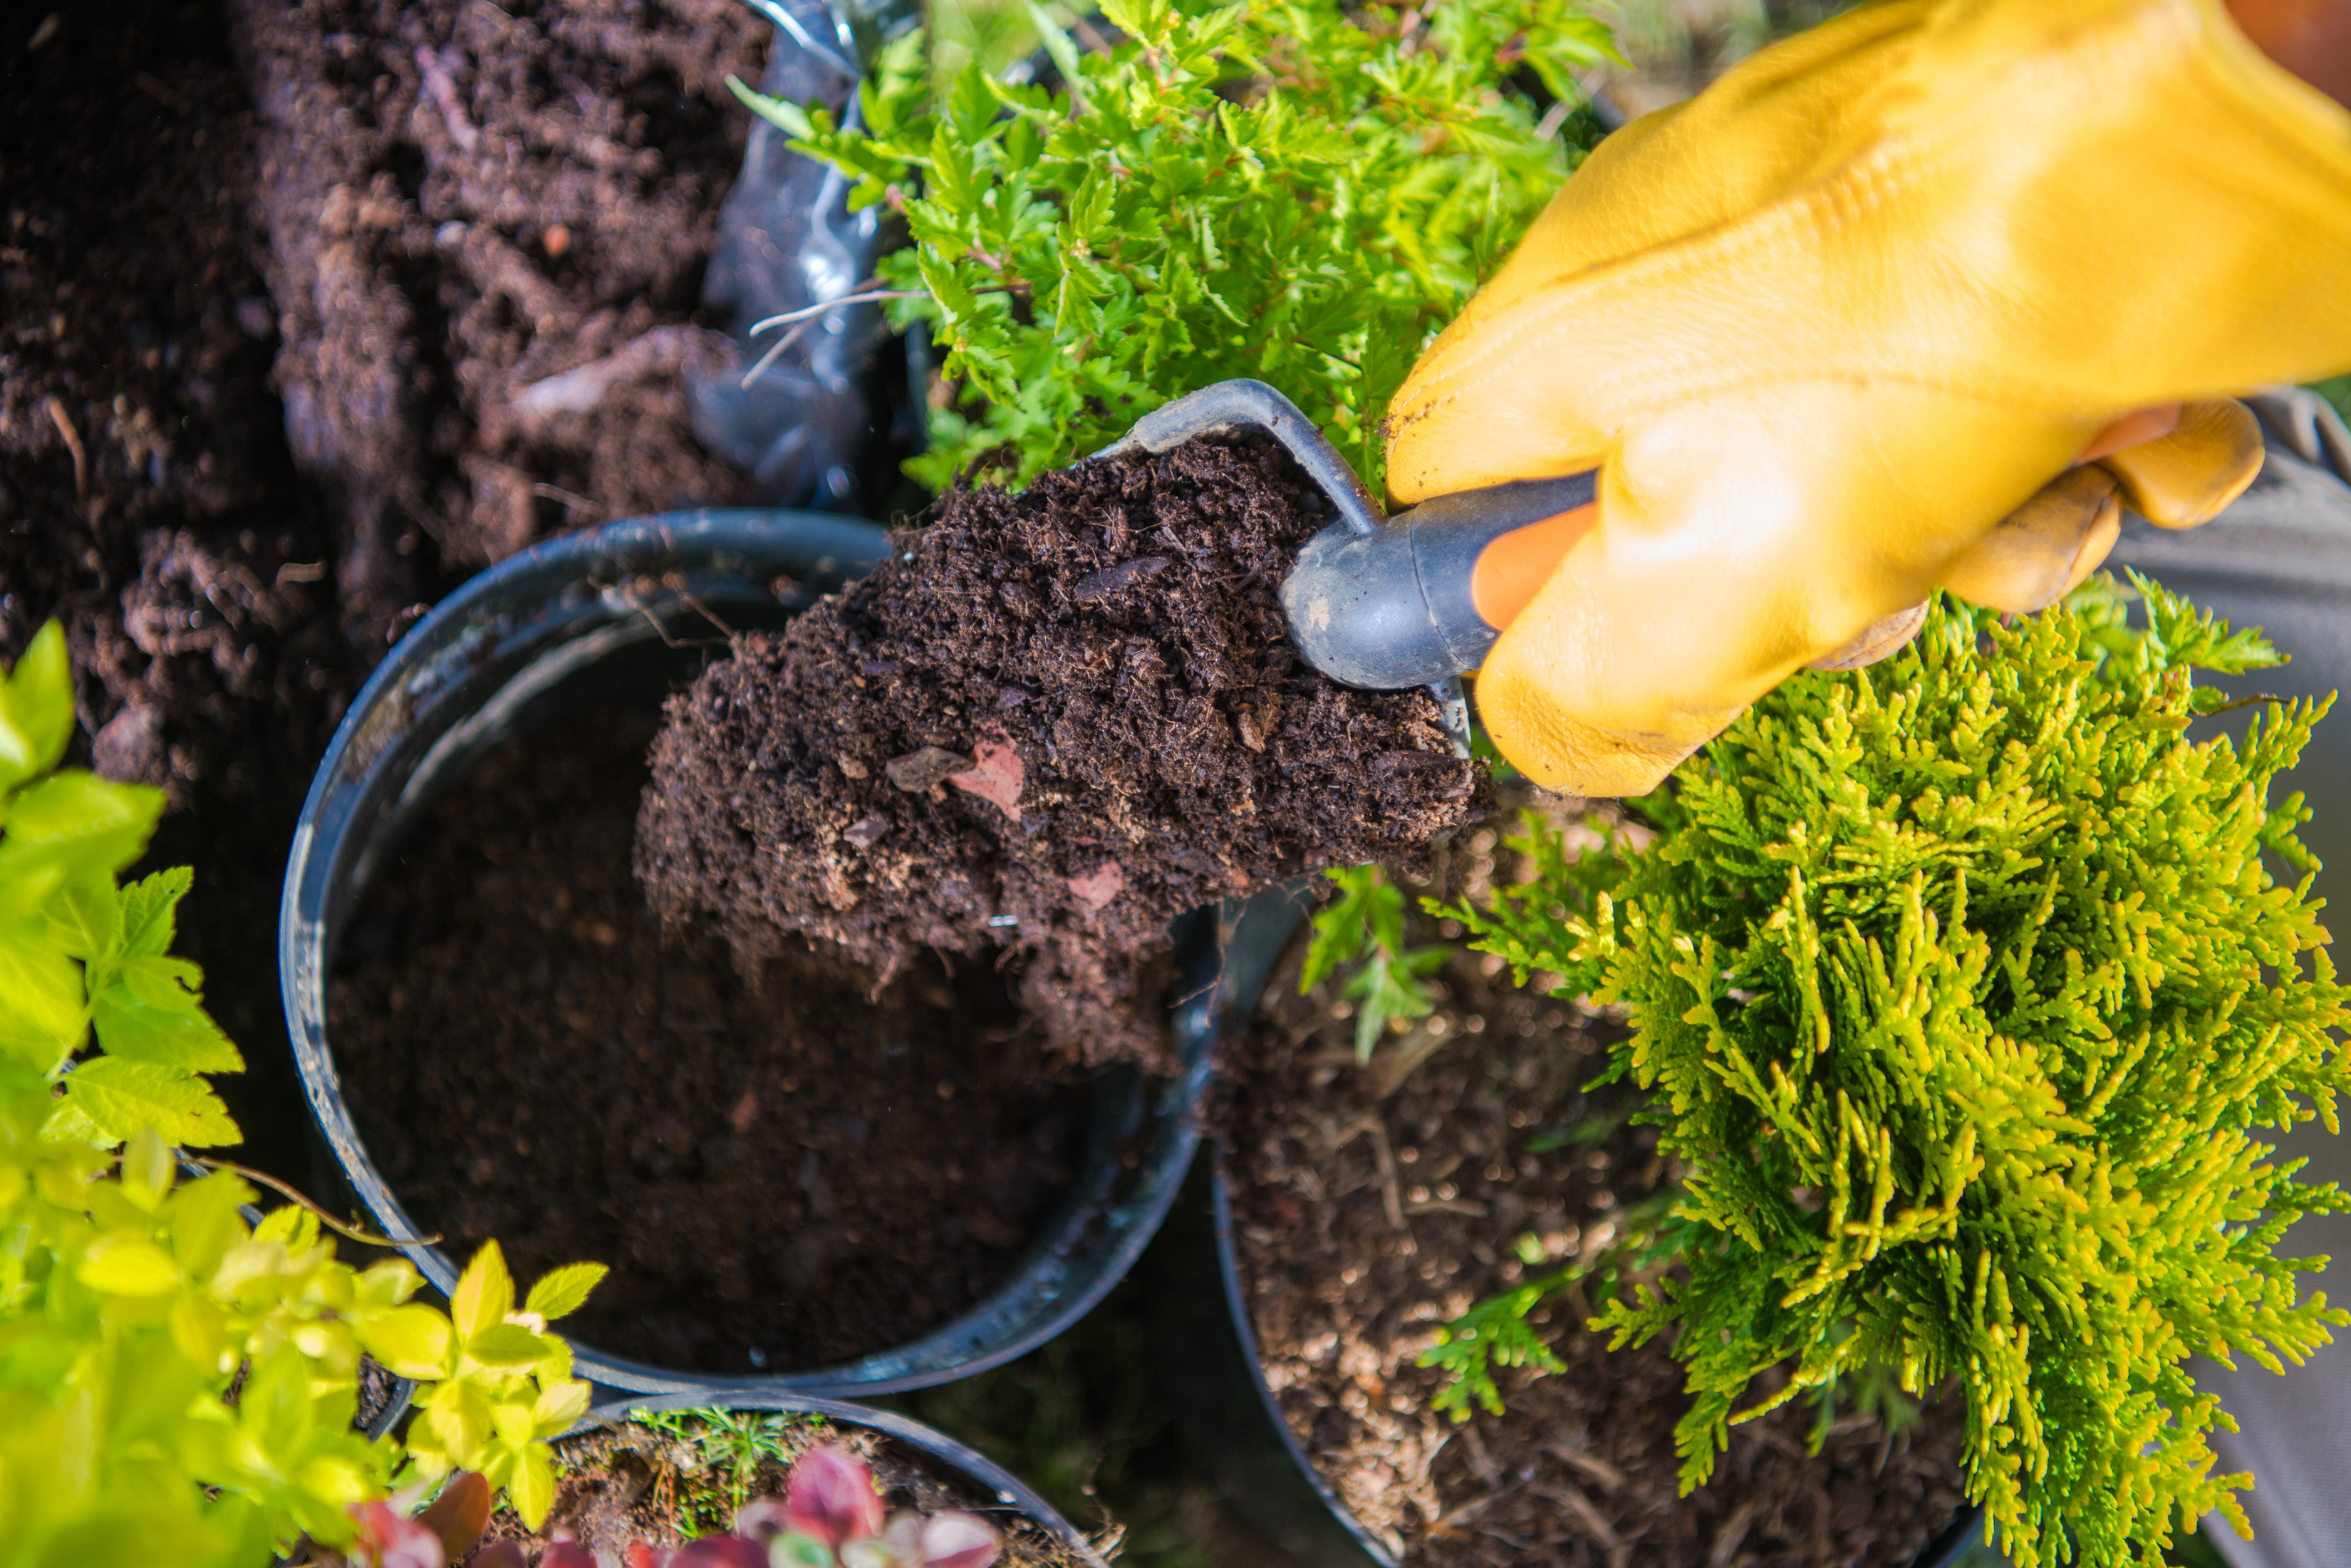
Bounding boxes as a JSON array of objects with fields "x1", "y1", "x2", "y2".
[
  {"x1": 328, "y1": 712, "x2": 1089, "y2": 1376},
  {"x1": 1216, "y1": 828, "x2": 1969, "y2": 1567},
  {"x1": 230, "y1": 0, "x2": 776, "y2": 648},
  {"x1": 481, "y1": 1410, "x2": 1088, "y2": 1566},
  {"x1": 636, "y1": 434, "x2": 1485, "y2": 1070}
]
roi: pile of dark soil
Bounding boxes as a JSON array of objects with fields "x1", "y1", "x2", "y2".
[
  {"x1": 636, "y1": 435, "x2": 1485, "y2": 1067},
  {"x1": 1, "y1": 0, "x2": 355, "y2": 1168},
  {"x1": 1217, "y1": 843, "x2": 1971, "y2": 1566},
  {"x1": 231, "y1": 0, "x2": 769, "y2": 648},
  {"x1": 329, "y1": 715, "x2": 1087, "y2": 1376},
  {"x1": 482, "y1": 1411, "x2": 1089, "y2": 1566}
]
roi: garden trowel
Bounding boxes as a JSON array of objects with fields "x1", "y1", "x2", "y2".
[{"x1": 1096, "y1": 379, "x2": 1597, "y2": 723}]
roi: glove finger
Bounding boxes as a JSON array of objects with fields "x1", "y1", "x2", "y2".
[
  {"x1": 2095, "y1": 398, "x2": 2266, "y2": 528},
  {"x1": 1470, "y1": 381, "x2": 2096, "y2": 797},
  {"x1": 1807, "y1": 600, "x2": 1931, "y2": 672},
  {"x1": 1939, "y1": 467, "x2": 2122, "y2": 615}
]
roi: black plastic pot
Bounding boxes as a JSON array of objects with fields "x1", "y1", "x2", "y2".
[
  {"x1": 280, "y1": 508, "x2": 1222, "y2": 1398},
  {"x1": 1152, "y1": 889, "x2": 1987, "y2": 1568},
  {"x1": 583, "y1": 1390, "x2": 1104, "y2": 1564}
]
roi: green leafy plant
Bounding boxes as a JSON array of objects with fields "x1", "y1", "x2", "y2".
[
  {"x1": 735, "y1": 0, "x2": 1616, "y2": 491},
  {"x1": 0, "y1": 622, "x2": 603, "y2": 1563},
  {"x1": 1298, "y1": 865, "x2": 1450, "y2": 1062},
  {"x1": 1433, "y1": 581, "x2": 2350, "y2": 1568}
]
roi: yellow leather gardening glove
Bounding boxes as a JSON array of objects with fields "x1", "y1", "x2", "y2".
[{"x1": 1385, "y1": 0, "x2": 2351, "y2": 797}]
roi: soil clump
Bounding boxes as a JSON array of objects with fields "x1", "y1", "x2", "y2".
[
  {"x1": 636, "y1": 435, "x2": 1485, "y2": 1068},
  {"x1": 481, "y1": 1411, "x2": 1087, "y2": 1566},
  {"x1": 329, "y1": 714, "x2": 1086, "y2": 1376},
  {"x1": 1217, "y1": 834, "x2": 1970, "y2": 1566},
  {"x1": 230, "y1": 0, "x2": 771, "y2": 649}
]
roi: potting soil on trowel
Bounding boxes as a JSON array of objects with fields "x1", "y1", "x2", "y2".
[{"x1": 635, "y1": 435, "x2": 1485, "y2": 1067}]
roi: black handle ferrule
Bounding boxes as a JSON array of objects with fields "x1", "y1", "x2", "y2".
[{"x1": 1280, "y1": 472, "x2": 1597, "y2": 690}]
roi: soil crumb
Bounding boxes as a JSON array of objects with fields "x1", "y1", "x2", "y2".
[
  {"x1": 231, "y1": 0, "x2": 770, "y2": 649},
  {"x1": 482, "y1": 1412, "x2": 1087, "y2": 1567},
  {"x1": 1218, "y1": 829, "x2": 1970, "y2": 1566},
  {"x1": 329, "y1": 714, "x2": 1086, "y2": 1376},
  {"x1": 636, "y1": 435, "x2": 1484, "y2": 1068}
]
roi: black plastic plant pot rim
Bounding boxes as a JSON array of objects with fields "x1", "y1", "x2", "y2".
[
  {"x1": 582, "y1": 1389, "x2": 1106, "y2": 1564},
  {"x1": 1163, "y1": 893, "x2": 1988, "y2": 1568},
  {"x1": 280, "y1": 507, "x2": 1220, "y2": 1398}
]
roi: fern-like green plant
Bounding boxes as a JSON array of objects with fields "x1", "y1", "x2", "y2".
[
  {"x1": 1298, "y1": 866, "x2": 1450, "y2": 1062},
  {"x1": 0, "y1": 623, "x2": 603, "y2": 1562},
  {"x1": 1436, "y1": 580, "x2": 2350, "y2": 1568},
  {"x1": 735, "y1": 0, "x2": 1616, "y2": 492}
]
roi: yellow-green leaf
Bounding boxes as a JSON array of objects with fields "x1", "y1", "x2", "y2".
[
  {"x1": 356, "y1": 1304, "x2": 454, "y2": 1381},
  {"x1": 531, "y1": 1379, "x2": 591, "y2": 1436},
  {"x1": 507, "y1": 1440, "x2": 557, "y2": 1530},
  {"x1": 0, "y1": 621, "x2": 74, "y2": 795},
  {"x1": 521, "y1": 1262, "x2": 606, "y2": 1323},
  {"x1": 451, "y1": 1240, "x2": 514, "y2": 1341},
  {"x1": 465, "y1": 1322, "x2": 552, "y2": 1369},
  {"x1": 78, "y1": 1234, "x2": 185, "y2": 1296}
]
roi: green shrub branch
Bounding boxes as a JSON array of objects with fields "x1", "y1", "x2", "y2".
[
  {"x1": 1437, "y1": 581, "x2": 2350, "y2": 1567},
  {"x1": 735, "y1": 0, "x2": 1616, "y2": 492},
  {"x1": 0, "y1": 623, "x2": 601, "y2": 1562}
]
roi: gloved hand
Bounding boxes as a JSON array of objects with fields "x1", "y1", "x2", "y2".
[{"x1": 1384, "y1": 0, "x2": 2351, "y2": 797}]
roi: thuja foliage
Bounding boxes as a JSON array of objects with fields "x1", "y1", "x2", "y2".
[
  {"x1": 1299, "y1": 864, "x2": 1448, "y2": 1061},
  {"x1": 737, "y1": 0, "x2": 1615, "y2": 491},
  {"x1": 0, "y1": 623, "x2": 602, "y2": 1562},
  {"x1": 1436, "y1": 581, "x2": 2351, "y2": 1568}
]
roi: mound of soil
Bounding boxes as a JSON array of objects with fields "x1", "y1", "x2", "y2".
[
  {"x1": 1218, "y1": 836, "x2": 1971, "y2": 1566},
  {"x1": 329, "y1": 714, "x2": 1088, "y2": 1376},
  {"x1": 231, "y1": 0, "x2": 771, "y2": 648},
  {"x1": 636, "y1": 435, "x2": 1485, "y2": 1068},
  {"x1": 1, "y1": 0, "x2": 359, "y2": 1172},
  {"x1": 483, "y1": 1411, "x2": 1087, "y2": 1567}
]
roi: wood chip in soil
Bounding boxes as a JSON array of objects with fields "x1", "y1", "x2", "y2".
[
  {"x1": 1216, "y1": 829, "x2": 1970, "y2": 1567},
  {"x1": 636, "y1": 434, "x2": 1486, "y2": 1069},
  {"x1": 328, "y1": 713, "x2": 1087, "y2": 1376}
]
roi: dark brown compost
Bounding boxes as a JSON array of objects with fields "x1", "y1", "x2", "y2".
[
  {"x1": 329, "y1": 715, "x2": 1086, "y2": 1376},
  {"x1": 637, "y1": 435, "x2": 1485, "y2": 1066}
]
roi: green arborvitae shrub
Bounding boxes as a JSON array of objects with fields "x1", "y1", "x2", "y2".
[
  {"x1": 735, "y1": 0, "x2": 1616, "y2": 492},
  {"x1": 0, "y1": 623, "x2": 601, "y2": 1562},
  {"x1": 1438, "y1": 581, "x2": 2351, "y2": 1568}
]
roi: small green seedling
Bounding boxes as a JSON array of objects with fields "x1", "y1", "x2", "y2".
[{"x1": 1299, "y1": 865, "x2": 1451, "y2": 1062}]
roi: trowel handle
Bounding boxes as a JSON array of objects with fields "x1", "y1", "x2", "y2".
[{"x1": 1280, "y1": 472, "x2": 1599, "y2": 690}]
